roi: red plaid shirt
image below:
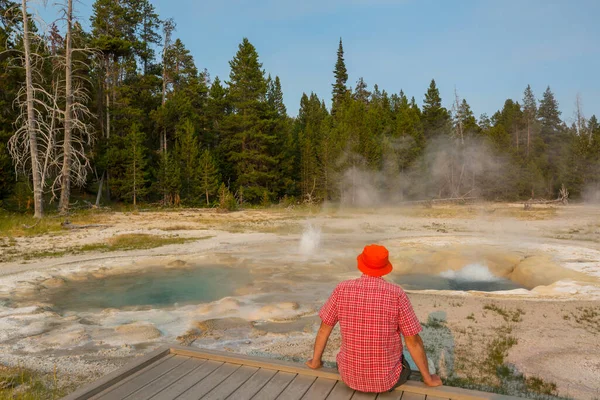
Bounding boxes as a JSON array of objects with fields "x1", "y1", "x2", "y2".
[{"x1": 319, "y1": 275, "x2": 422, "y2": 393}]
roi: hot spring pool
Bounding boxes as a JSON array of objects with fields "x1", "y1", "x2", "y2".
[
  {"x1": 46, "y1": 266, "x2": 250, "y2": 311},
  {"x1": 393, "y1": 264, "x2": 526, "y2": 291}
]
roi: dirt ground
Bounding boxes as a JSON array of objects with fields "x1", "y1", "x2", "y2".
[{"x1": 1, "y1": 203, "x2": 599, "y2": 399}]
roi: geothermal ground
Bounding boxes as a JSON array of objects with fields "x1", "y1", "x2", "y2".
[{"x1": 1, "y1": 203, "x2": 600, "y2": 399}]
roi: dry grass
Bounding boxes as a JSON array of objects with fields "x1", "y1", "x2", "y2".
[
  {"x1": 0, "y1": 365, "x2": 66, "y2": 400},
  {"x1": 0, "y1": 210, "x2": 114, "y2": 238},
  {"x1": 159, "y1": 225, "x2": 201, "y2": 231},
  {"x1": 81, "y1": 233, "x2": 197, "y2": 252}
]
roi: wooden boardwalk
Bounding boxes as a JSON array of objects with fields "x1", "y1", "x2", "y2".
[{"x1": 62, "y1": 346, "x2": 524, "y2": 400}]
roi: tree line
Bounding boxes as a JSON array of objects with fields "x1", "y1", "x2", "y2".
[{"x1": 1, "y1": 0, "x2": 599, "y2": 217}]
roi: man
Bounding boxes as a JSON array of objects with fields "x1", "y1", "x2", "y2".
[{"x1": 306, "y1": 244, "x2": 442, "y2": 393}]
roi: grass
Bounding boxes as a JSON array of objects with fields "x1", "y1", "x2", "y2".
[
  {"x1": 0, "y1": 214, "x2": 64, "y2": 238},
  {"x1": 0, "y1": 209, "x2": 112, "y2": 238},
  {"x1": 483, "y1": 303, "x2": 525, "y2": 323},
  {"x1": 568, "y1": 306, "x2": 600, "y2": 333},
  {"x1": 485, "y1": 335, "x2": 518, "y2": 374},
  {"x1": 446, "y1": 325, "x2": 565, "y2": 399},
  {"x1": 422, "y1": 315, "x2": 447, "y2": 329},
  {"x1": 0, "y1": 365, "x2": 65, "y2": 400},
  {"x1": 79, "y1": 233, "x2": 199, "y2": 252},
  {"x1": 4, "y1": 234, "x2": 208, "y2": 262}
]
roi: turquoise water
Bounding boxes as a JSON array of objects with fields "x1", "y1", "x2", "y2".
[{"x1": 48, "y1": 266, "x2": 250, "y2": 311}]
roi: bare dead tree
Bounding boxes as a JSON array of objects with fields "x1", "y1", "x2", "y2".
[
  {"x1": 7, "y1": 0, "x2": 95, "y2": 217},
  {"x1": 57, "y1": 0, "x2": 73, "y2": 213},
  {"x1": 55, "y1": 0, "x2": 96, "y2": 213},
  {"x1": 574, "y1": 93, "x2": 589, "y2": 142},
  {"x1": 452, "y1": 87, "x2": 464, "y2": 145},
  {"x1": 7, "y1": 0, "x2": 46, "y2": 218}
]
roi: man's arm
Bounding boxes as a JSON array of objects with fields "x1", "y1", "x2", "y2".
[
  {"x1": 306, "y1": 321, "x2": 335, "y2": 369},
  {"x1": 404, "y1": 333, "x2": 442, "y2": 387}
]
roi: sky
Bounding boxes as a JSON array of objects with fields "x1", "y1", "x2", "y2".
[{"x1": 38, "y1": 0, "x2": 600, "y2": 121}]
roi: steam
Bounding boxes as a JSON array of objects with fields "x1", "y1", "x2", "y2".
[
  {"x1": 439, "y1": 263, "x2": 501, "y2": 282},
  {"x1": 339, "y1": 136, "x2": 509, "y2": 206},
  {"x1": 582, "y1": 182, "x2": 600, "y2": 204},
  {"x1": 299, "y1": 224, "x2": 321, "y2": 256}
]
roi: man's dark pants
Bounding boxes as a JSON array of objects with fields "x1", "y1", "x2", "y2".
[{"x1": 389, "y1": 354, "x2": 412, "y2": 392}]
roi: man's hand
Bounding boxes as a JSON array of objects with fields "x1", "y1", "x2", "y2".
[
  {"x1": 423, "y1": 374, "x2": 442, "y2": 387},
  {"x1": 305, "y1": 359, "x2": 323, "y2": 370}
]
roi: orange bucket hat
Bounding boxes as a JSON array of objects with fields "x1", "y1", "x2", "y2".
[{"x1": 357, "y1": 244, "x2": 393, "y2": 277}]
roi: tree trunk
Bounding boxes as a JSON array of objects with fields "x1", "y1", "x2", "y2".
[
  {"x1": 59, "y1": 0, "x2": 74, "y2": 214},
  {"x1": 22, "y1": 0, "x2": 43, "y2": 218},
  {"x1": 527, "y1": 120, "x2": 530, "y2": 157},
  {"x1": 95, "y1": 171, "x2": 104, "y2": 207},
  {"x1": 133, "y1": 139, "x2": 137, "y2": 208}
]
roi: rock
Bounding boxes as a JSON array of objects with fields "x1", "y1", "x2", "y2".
[
  {"x1": 251, "y1": 302, "x2": 301, "y2": 320},
  {"x1": 68, "y1": 273, "x2": 90, "y2": 282},
  {"x1": 114, "y1": 322, "x2": 161, "y2": 342},
  {"x1": 176, "y1": 328, "x2": 202, "y2": 346},
  {"x1": 510, "y1": 256, "x2": 594, "y2": 288},
  {"x1": 41, "y1": 277, "x2": 66, "y2": 288},
  {"x1": 30, "y1": 326, "x2": 90, "y2": 348},
  {"x1": 194, "y1": 317, "x2": 251, "y2": 333},
  {"x1": 167, "y1": 260, "x2": 188, "y2": 269}
]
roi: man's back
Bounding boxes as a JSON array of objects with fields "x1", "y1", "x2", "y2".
[
  {"x1": 306, "y1": 244, "x2": 441, "y2": 392},
  {"x1": 319, "y1": 275, "x2": 421, "y2": 392}
]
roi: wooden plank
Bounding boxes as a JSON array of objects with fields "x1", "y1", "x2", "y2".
[
  {"x1": 251, "y1": 371, "x2": 297, "y2": 400},
  {"x1": 89, "y1": 355, "x2": 177, "y2": 400},
  {"x1": 351, "y1": 392, "x2": 377, "y2": 399},
  {"x1": 275, "y1": 374, "x2": 316, "y2": 400},
  {"x1": 325, "y1": 381, "x2": 355, "y2": 400},
  {"x1": 123, "y1": 357, "x2": 206, "y2": 400},
  {"x1": 401, "y1": 393, "x2": 426, "y2": 400},
  {"x1": 96, "y1": 355, "x2": 188, "y2": 399},
  {"x1": 171, "y1": 347, "x2": 526, "y2": 400},
  {"x1": 425, "y1": 396, "x2": 449, "y2": 400},
  {"x1": 374, "y1": 391, "x2": 403, "y2": 400},
  {"x1": 397, "y1": 382, "x2": 524, "y2": 400},
  {"x1": 226, "y1": 368, "x2": 277, "y2": 400},
  {"x1": 171, "y1": 345, "x2": 341, "y2": 380},
  {"x1": 301, "y1": 377, "x2": 336, "y2": 399},
  {"x1": 147, "y1": 360, "x2": 222, "y2": 400},
  {"x1": 175, "y1": 363, "x2": 240, "y2": 400},
  {"x1": 62, "y1": 346, "x2": 171, "y2": 400},
  {"x1": 201, "y1": 365, "x2": 259, "y2": 400}
]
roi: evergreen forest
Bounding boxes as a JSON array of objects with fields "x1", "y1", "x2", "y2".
[{"x1": 2, "y1": 0, "x2": 600, "y2": 218}]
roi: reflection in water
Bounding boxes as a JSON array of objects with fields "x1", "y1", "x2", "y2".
[{"x1": 47, "y1": 266, "x2": 250, "y2": 311}]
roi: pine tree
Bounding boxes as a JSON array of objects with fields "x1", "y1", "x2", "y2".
[
  {"x1": 223, "y1": 38, "x2": 277, "y2": 203},
  {"x1": 198, "y1": 149, "x2": 220, "y2": 205},
  {"x1": 422, "y1": 79, "x2": 450, "y2": 138},
  {"x1": 267, "y1": 75, "x2": 295, "y2": 198},
  {"x1": 393, "y1": 91, "x2": 424, "y2": 169},
  {"x1": 492, "y1": 99, "x2": 524, "y2": 151},
  {"x1": 522, "y1": 85, "x2": 537, "y2": 157},
  {"x1": 156, "y1": 150, "x2": 181, "y2": 205},
  {"x1": 175, "y1": 119, "x2": 199, "y2": 202},
  {"x1": 267, "y1": 75, "x2": 286, "y2": 117},
  {"x1": 537, "y1": 86, "x2": 565, "y2": 193},
  {"x1": 353, "y1": 77, "x2": 370, "y2": 105},
  {"x1": 134, "y1": 0, "x2": 160, "y2": 74},
  {"x1": 459, "y1": 99, "x2": 479, "y2": 135},
  {"x1": 123, "y1": 123, "x2": 147, "y2": 206},
  {"x1": 538, "y1": 86, "x2": 562, "y2": 145},
  {"x1": 331, "y1": 38, "x2": 348, "y2": 114}
]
